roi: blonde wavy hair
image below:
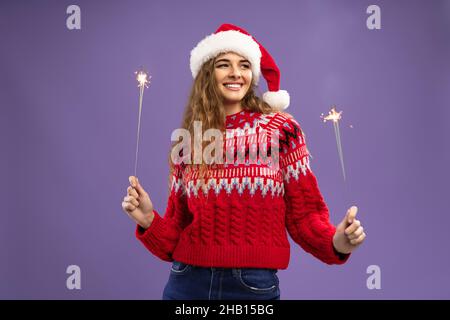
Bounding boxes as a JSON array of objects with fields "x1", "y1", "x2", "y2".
[{"x1": 168, "y1": 53, "x2": 276, "y2": 186}]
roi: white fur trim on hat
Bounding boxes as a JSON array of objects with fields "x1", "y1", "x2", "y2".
[
  {"x1": 262, "y1": 90, "x2": 290, "y2": 110},
  {"x1": 190, "y1": 30, "x2": 262, "y2": 84}
]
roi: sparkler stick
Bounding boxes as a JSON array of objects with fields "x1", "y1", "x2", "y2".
[
  {"x1": 134, "y1": 69, "x2": 151, "y2": 177},
  {"x1": 321, "y1": 106, "x2": 346, "y2": 181}
]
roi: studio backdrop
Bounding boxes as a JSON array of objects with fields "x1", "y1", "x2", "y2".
[{"x1": 1, "y1": 0, "x2": 449, "y2": 299}]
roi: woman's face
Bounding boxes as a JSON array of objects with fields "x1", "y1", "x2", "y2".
[{"x1": 213, "y1": 52, "x2": 253, "y2": 105}]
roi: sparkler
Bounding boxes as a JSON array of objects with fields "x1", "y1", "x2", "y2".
[
  {"x1": 321, "y1": 106, "x2": 346, "y2": 181},
  {"x1": 133, "y1": 68, "x2": 151, "y2": 177}
]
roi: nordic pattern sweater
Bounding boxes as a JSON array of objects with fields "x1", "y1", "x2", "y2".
[{"x1": 136, "y1": 109, "x2": 350, "y2": 269}]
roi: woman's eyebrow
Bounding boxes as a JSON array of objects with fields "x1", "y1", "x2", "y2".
[{"x1": 215, "y1": 58, "x2": 251, "y2": 64}]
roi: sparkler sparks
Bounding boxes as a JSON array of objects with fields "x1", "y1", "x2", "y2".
[
  {"x1": 321, "y1": 106, "x2": 346, "y2": 181},
  {"x1": 136, "y1": 70, "x2": 150, "y2": 88}
]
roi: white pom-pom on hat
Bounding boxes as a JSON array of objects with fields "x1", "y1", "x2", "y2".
[{"x1": 263, "y1": 90, "x2": 290, "y2": 110}]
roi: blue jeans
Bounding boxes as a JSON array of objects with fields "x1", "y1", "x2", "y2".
[{"x1": 162, "y1": 260, "x2": 280, "y2": 300}]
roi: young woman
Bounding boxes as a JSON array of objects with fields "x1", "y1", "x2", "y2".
[{"x1": 121, "y1": 23, "x2": 366, "y2": 300}]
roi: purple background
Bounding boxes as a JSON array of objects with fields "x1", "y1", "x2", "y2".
[{"x1": 1, "y1": 0, "x2": 449, "y2": 299}]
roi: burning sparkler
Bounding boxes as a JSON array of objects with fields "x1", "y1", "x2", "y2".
[
  {"x1": 133, "y1": 68, "x2": 151, "y2": 177},
  {"x1": 321, "y1": 106, "x2": 346, "y2": 181}
]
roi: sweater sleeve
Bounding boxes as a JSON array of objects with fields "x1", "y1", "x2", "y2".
[
  {"x1": 278, "y1": 114, "x2": 350, "y2": 265},
  {"x1": 135, "y1": 164, "x2": 192, "y2": 262}
]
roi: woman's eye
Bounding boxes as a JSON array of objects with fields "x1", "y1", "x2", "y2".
[
  {"x1": 242, "y1": 64, "x2": 250, "y2": 69},
  {"x1": 218, "y1": 64, "x2": 228, "y2": 68}
]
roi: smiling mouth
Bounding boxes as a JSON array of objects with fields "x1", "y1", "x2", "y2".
[{"x1": 223, "y1": 83, "x2": 243, "y2": 91}]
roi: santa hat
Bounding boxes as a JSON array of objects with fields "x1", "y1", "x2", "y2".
[{"x1": 190, "y1": 23, "x2": 290, "y2": 110}]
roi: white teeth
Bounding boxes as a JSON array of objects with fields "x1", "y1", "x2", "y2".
[{"x1": 224, "y1": 84, "x2": 242, "y2": 88}]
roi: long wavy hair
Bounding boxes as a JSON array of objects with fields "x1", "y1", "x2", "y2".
[{"x1": 168, "y1": 54, "x2": 276, "y2": 188}]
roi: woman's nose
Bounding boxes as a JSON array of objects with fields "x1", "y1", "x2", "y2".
[{"x1": 228, "y1": 66, "x2": 242, "y2": 78}]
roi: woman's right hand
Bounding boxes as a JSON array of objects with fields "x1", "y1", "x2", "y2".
[{"x1": 121, "y1": 176, "x2": 154, "y2": 229}]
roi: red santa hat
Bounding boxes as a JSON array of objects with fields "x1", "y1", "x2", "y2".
[{"x1": 190, "y1": 23, "x2": 290, "y2": 110}]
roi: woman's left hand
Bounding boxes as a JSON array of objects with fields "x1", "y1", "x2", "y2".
[{"x1": 333, "y1": 206, "x2": 366, "y2": 254}]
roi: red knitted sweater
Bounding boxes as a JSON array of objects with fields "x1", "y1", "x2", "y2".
[{"x1": 136, "y1": 110, "x2": 350, "y2": 269}]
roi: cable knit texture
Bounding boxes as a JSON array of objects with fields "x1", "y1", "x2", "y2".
[{"x1": 136, "y1": 109, "x2": 350, "y2": 269}]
